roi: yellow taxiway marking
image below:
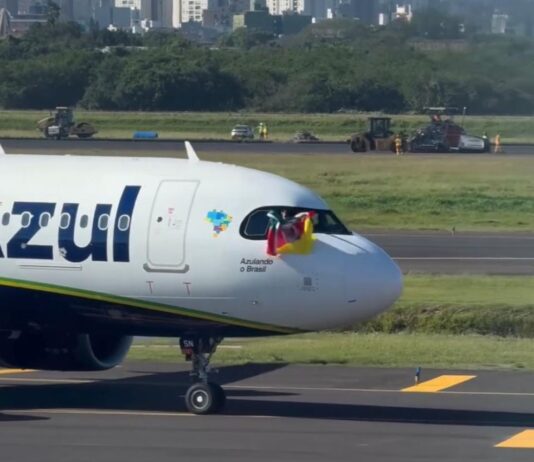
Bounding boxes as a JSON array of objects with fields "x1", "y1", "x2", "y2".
[
  {"x1": 0, "y1": 368, "x2": 34, "y2": 375},
  {"x1": 402, "y1": 375, "x2": 476, "y2": 393},
  {"x1": 496, "y1": 430, "x2": 534, "y2": 448}
]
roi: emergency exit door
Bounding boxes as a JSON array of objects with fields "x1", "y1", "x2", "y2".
[{"x1": 146, "y1": 180, "x2": 199, "y2": 272}]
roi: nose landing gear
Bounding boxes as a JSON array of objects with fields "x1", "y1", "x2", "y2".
[{"x1": 180, "y1": 336, "x2": 225, "y2": 414}]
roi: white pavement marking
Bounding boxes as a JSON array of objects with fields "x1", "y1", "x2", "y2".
[
  {"x1": 365, "y1": 233, "x2": 534, "y2": 240},
  {"x1": 9, "y1": 409, "x2": 194, "y2": 417},
  {"x1": 0, "y1": 377, "x2": 93, "y2": 384},
  {"x1": 3, "y1": 378, "x2": 534, "y2": 398},
  {"x1": 394, "y1": 257, "x2": 534, "y2": 261},
  {"x1": 5, "y1": 409, "x2": 273, "y2": 419},
  {"x1": 225, "y1": 385, "x2": 534, "y2": 398}
]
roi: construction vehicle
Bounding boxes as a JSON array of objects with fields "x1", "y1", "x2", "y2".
[
  {"x1": 293, "y1": 130, "x2": 320, "y2": 143},
  {"x1": 348, "y1": 117, "x2": 401, "y2": 153},
  {"x1": 37, "y1": 107, "x2": 97, "y2": 140},
  {"x1": 408, "y1": 107, "x2": 490, "y2": 153}
]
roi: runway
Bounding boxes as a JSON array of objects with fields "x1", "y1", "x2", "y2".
[
  {"x1": 0, "y1": 137, "x2": 531, "y2": 156},
  {"x1": 365, "y1": 231, "x2": 534, "y2": 275},
  {"x1": 1, "y1": 361, "x2": 534, "y2": 461}
]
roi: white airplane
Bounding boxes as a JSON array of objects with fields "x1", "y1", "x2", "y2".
[{"x1": 0, "y1": 142, "x2": 402, "y2": 414}]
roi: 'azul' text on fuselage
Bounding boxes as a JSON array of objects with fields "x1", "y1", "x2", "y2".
[{"x1": 0, "y1": 186, "x2": 140, "y2": 263}]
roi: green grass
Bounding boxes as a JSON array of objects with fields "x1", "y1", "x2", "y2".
[
  {"x1": 128, "y1": 333, "x2": 534, "y2": 370},
  {"x1": 208, "y1": 153, "x2": 534, "y2": 232},
  {"x1": 128, "y1": 275, "x2": 534, "y2": 370},
  {"x1": 363, "y1": 276, "x2": 534, "y2": 337},
  {"x1": 0, "y1": 110, "x2": 531, "y2": 142}
]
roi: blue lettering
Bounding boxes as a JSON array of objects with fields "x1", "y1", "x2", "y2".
[
  {"x1": 113, "y1": 186, "x2": 140, "y2": 263},
  {"x1": 3, "y1": 186, "x2": 140, "y2": 263},
  {"x1": 7, "y1": 202, "x2": 56, "y2": 259},
  {"x1": 58, "y1": 203, "x2": 112, "y2": 262}
]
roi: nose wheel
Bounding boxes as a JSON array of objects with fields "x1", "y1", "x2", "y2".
[
  {"x1": 185, "y1": 382, "x2": 226, "y2": 414},
  {"x1": 180, "y1": 336, "x2": 225, "y2": 415}
]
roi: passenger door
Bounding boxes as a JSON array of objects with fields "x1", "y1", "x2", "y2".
[{"x1": 145, "y1": 180, "x2": 199, "y2": 272}]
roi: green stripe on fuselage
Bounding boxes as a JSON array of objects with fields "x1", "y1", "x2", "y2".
[{"x1": 0, "y1": 277, "x2": 299, "y2": 335}]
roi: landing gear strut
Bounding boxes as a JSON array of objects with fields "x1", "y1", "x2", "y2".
[{"x1": 180, "y1": 336, "x2": 225, "y2": 414}]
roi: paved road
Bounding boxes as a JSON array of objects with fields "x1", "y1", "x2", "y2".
[
  {"x1": 1, "y1": 362, "x2": 534, "y2": 461},
  {"x1": 365, "y1": 231, "x2": 534, "y2": 275},
  {"x1": 0, "y1": 138, "x2": 531, "y2": 156}
]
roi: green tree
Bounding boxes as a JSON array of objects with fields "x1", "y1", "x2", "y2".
[{"x1": 46, "y1": 0, "x2": 61, "y2": 26}]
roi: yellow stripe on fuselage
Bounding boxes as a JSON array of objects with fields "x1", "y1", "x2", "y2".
[
  {"x1": 0, "y1": 277, "x2": 299, "y2": 335},
  {"x1": 0, "y1": 369, "x2": 34, "y2": 375}
]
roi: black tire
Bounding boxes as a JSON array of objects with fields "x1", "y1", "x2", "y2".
[
  {"x1": 185, "y1": 382, "x2": 220, "y2": 415},
  {"x1": 350, "y1": 137, "x2": 367, "y2": 153}
]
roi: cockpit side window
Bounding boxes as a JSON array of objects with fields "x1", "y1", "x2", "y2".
[{"x1": 240, "y1": 206, "x2": 351, "y2": 240}]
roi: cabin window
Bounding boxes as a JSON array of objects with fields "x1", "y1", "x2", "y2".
[
  {"x1": 240, "y1": 207, "x2": 351, "y2": 240},
  {"x1": 59, "y1": 213, "x2": 71, "y2": 230},
  {"x1": 39, "y1": 212, "x2": 51, "y2": 228},
  {"x1": 20, "y1": 212, "x2": 32, "y2": 228},
  {"x1": 80, "y1": 215, "x2": 89, "y2": 229},
  {"x1": 1, "y1": 213, "x2": 9, "y2": 226},
  {"x1": 117, "y1": 214, "x2": 130, "y2": 231},
  {"x1": 241, "y1": 210, "x2": 270, "y2": 238},
  {"x1": 98, "y1": 214, "x2": 110, "y2": 231}
]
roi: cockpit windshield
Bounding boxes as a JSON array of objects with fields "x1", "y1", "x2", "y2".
[{"x1": 240, "y1": 206, "x2": 352, "y2": 240}]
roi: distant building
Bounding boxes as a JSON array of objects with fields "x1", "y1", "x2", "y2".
[
  {"x1": 172, "y1": 0, "x2": 180, "y2": 26},
  {"x1": 394, "y1": 3, "x2": 412, "y2": 22},
  {"x1": 9, "y1": 12, "x2": 46, "y2": 35},
  {"x1": 17, "y1": 0, "x2": 30, "y2": 14},
  {"x1": 378, "y1": 11, "x2": 388, "y2": 25},
  {"x1": 0, "y1": 0, "x2": 18, "y2": 16},
  {"x1": 266, "y1": 0, "x2": 293, "y2": 15},
  {"x1": 94, "y1": 0, "x2": 113, "y2": 27},
  {"x1": 160, "y1": 0, "x2": 173, "y2": 27},
  {"x1": 178, "y1": 18, "x2": 220, "y2": 41},
  {"x1": 140, "y1": 0, "x2": 154, "y2": 19},
  {"x1": 491, "y1": 12, "x2": 508, "y2": 34},
  {"x1": 250, "y1": 0, "x2": 265, "y2": 11},
  {"x1": 333, "y1": 0, "x2": 375, "y2": 22},
  {"x1": 0, "y1": 8, "x2": 11, "y2": 36},
  {"x1": 111, "y1": 5, "x2": 140, "y2": 28},
  {"x1": 233, "y1": 8, "x2": 309, "y2": 34},
  {"x1": 353, "y1": 0, "x2": 374, "y2": 23},
  {"x1": 281, "y1": 11, "x2": 310, "y2": 33},
  {"x1": 233, "y1": 9, "x2": 280, "y2": 32},
  {"x1": 59, "y1": 0, "x2": 73, "y2": 20},
  {"x1": 73, "y1": 0, "x2": 92, "y2": 23},
  {"x1": 181, "y1": 0, "x2": 214, "y2": 24},
  {"x1": 115, "y1": 0, "x2": 141, "y2": 7},
  {"x1": 299, "y1": 0, "x2": 330, "y2": 21},
  {"x1": 28, "y1": 1, "x2": 47, "y2": 14}
]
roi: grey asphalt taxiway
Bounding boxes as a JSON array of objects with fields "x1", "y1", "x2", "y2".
[
  {"x1": 2, "y1": 361, "x2": 534, "y2": 461},
  {"x1": 365, "y1": 231, "x2": 534, "y2": 275},
  {"x1": 1, "y1": 137, "x2": 533, "y2": 156}
]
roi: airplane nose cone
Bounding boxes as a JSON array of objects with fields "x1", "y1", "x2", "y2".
[{"x1": 345, "y1": 238, "x2": 403, "y2": 321}]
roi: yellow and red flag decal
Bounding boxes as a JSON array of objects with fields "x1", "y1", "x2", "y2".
[{"x1": 266, "y1": 211, "x2": 315, "y2": 256}]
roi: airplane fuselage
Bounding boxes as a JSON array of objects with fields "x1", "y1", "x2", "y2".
[{"x1": 0, "y1": 154, "x2": 402, "y2": 339}]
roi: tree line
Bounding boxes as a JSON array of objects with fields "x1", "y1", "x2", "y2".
[{"x1": 1, "y1": 12, "x2": 534, "y2": 114}]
